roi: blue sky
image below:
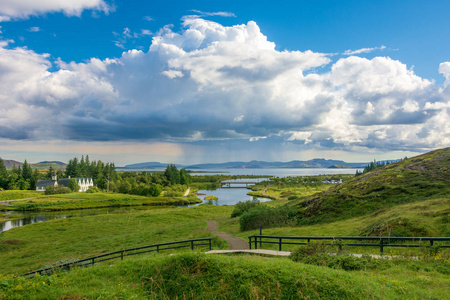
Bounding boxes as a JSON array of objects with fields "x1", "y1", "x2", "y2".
[{"x1": 0, "y1": 0, "x2": 449, "y2": 165}]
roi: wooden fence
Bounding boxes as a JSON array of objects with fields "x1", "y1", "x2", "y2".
[
  {"x1": 248, "y1": 235, "x2": 450, "y2": 254},
  {"x1": 22, "y1": 238, "x2": 212, "y2": 278}
]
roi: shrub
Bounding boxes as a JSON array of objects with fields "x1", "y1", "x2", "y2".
[
  {"x1": 290, "y1": 245, "x2": 393, "y2": 271},
  {"x1": 231, "y1": 199, "x2": 260, "y2": 218},
  {"x1": 45, "y1": 186, "x2": 71, "y2": 195},
  {"x1": 68, "y1": 178, "x2": 80, "y2": 192},
  {"x1": 85, "y1": 186, "x2": 101, "y2": 193},
  {"x1": 164, "y1": 190, "x2": 183, "y2": 197},
  {"x1": 239, "y1": 204, "x2": 297, "y2": 231}
]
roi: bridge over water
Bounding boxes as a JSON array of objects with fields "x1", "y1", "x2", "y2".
[{"x1": 220, "y1": 180, "x2": 259, "y2": 188}]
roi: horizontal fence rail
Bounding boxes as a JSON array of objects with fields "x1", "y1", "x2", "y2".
[
  {"x1": 248, "y1": 235, "x2": 450, "y2": 254},
  {"x1": 22, "y1": 238, "x2": 212, "y2": 278}
]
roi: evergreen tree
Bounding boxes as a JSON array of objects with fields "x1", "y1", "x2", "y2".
[
  {"x1": 0, "y1": 158, "x2": 8, "y2": 189},
  {"x1": 180, "y1": 168, "x2": 191, "y2": 185},
  {"x1": 68, "y1": 178, "x2": 80, "y2": 192},
  {"x1": 80, "y1": 155, "x2": 86, "y2": 177},
  {"x1": 22, "y1": 160, "x2": 33, "y2": 182},
  {"x1": 31, "y1": 169, "x2": 40, "y2": 190},
  {"x1": 165, "y1": 164, "x2": 180, "y2": 185},
  {"x1": 46, "y1": 166, "x2": 55, "y2": 180}
]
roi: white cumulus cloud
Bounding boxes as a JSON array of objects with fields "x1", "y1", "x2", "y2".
[
  {"x1": 0, "y1": 18, "x2": 448, "y2": 154},
  {"x1": 343, "y1": 45, "x2": 386, "y2": 56},
  {"x1": 0, "y1": 0, "x2": 112, "y2": 21}
]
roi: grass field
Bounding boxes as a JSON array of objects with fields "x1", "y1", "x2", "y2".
[{"x1": 0, "y1": 205, "x2": 231, "y2": 275}]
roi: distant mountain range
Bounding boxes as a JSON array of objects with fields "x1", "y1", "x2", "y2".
[
  {"x1": 1, "y1": 158, "x2": 400, "y2": 170},
  {"x1": 0, "y1": 159, "x2": 66, "y2": 170},
  {"x1": 120, "y1": 159, "x2": 389, "y2": 170},
  {"x1": 38, "y1": 161, "x2": 66, "y2": 165}
]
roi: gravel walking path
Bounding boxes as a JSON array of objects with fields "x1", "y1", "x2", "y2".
[{"x1": 206, "y1": 220, "x2": 249, "y2": 250}]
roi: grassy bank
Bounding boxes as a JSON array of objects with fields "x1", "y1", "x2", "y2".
[
  {"x1": 0, "y1": 192, "x2": 201, "y2": 211},
  {"x1": 0, "y1": 191, "x2": 43, "y2": 201},
  {"x1": 1, "y1": 252, "x2": 448, "y2": 299}
]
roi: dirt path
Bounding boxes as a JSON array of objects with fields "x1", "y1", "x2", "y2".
[
  {"x1": 182, "y1": 187, "x2": 190, "y2": 197},
  {"x1": 0, "y1": 197, "x2": 35, "y2": 206},
  {"x1": 206, "y1": 221, "x2": 249, "y2": 250}
]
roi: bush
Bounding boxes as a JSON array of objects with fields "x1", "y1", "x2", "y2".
[
  {"x1": 239, "y1": 204, "x2": 297, "y2": 231},
  {"x1": 86, "y1": 186, "x2": 101, "y2": 193},
  {"x1": 45, "y1": 186, "x2": 71, "y2": 195},
  {"x1": 290, "y1": 244, "x2": 393, "y2": 271},
  {"x1": 231, "y1": 199, "x2": 260, "y2": 218},
  {"x1": 164, "y1": 190, "x2": 183, "y2": 197},
  {"x1": 68, "y1": 178, "x2": 80, "y2": 192},
  {"x1": 289, "y1": 241, "x2": 331, "y2": 259},
  {"x1": 287, "y1": 195, "x2": 299, "y2": 200}
]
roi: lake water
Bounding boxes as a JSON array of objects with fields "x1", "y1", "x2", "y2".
[{"x1": 196, "y1": 187, "x2": 270, "y2": 206}]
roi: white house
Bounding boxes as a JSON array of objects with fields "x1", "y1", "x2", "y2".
[{"x1": 36, "y1": 175, "x2": 94, "y2": 192}]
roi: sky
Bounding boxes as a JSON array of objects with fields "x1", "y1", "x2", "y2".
[{"x1": 0, "y1": 0, "x2": 449, "y2": 166}]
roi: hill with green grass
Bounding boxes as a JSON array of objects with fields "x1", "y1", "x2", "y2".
[
  {"x1": 295, "y1": 147, "x2": 450, "y2": 226},
  {"x1": 2, "y1": 252, "x2": 448, "y2": 299}
]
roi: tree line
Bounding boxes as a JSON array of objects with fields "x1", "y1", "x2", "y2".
[
  {"x1": 355, "y1": 159, "x2": 402, "y2": 176},
  {"x1": 0, "y1": 159, "x2": 38, "y2": 190},
  {"x1": 0, "y1": 157, "x2": 191, "y2": 198}
]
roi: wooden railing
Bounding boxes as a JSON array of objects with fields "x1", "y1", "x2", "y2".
[
  {"x1": 22, "y1": 238, "x2": 212, "y2": 278},
  {"x1": 248, "y1": 235, "x2": 450, "y2": 254}
]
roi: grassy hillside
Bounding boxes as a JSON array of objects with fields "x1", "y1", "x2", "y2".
[
  {"x1": 1, "y1": 252, "x2": 448, "y2": 299},
  {"x1": 295, "y1": 148, "x2": 450, "y2": 225}
]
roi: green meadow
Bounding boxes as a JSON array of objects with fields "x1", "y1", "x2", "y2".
[{"x1": 0, "y1": 148, "x2": 449, "y2": 299}]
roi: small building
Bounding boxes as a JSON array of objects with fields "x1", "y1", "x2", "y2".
[
  {"x1": 36, "y1": 174, "x2": 94, "y2": 192},
  {"x1": 58, "y1": 177, "x2": 94, "y2": 192},
  {"x1": 35, "y1": 180, "x2": 57, "y2": 192},
  {"x1": 36, "y1": 174, "x2": 58, "y2": 192}
]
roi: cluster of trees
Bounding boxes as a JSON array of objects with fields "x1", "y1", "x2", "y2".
[
  {"x1": 109, "y1": 165, "x2": 192, "y2": 197},
  {"x1": 64, "y1": 155, "x2": 117, "y2": 190},
  {"x1": 355, "y1": 159, "x2": 396, "y2": 176},
  {"x1": 0, "y1": 159, "x2": 39, "y2": 190},
  {"x1": 0, "y1": 156, "x2": 192, "y2": 198},
  {"x1": 0, "y1": 156, "x2": 117, "y2": 191}
]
